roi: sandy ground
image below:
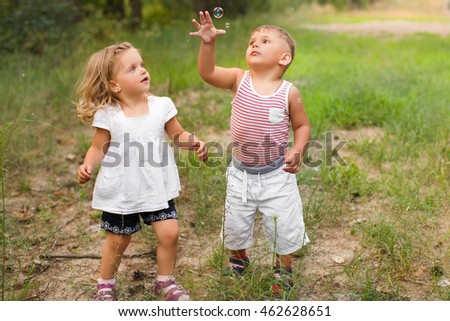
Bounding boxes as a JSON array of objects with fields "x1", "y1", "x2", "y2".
[{"x1": 302, "y1": 20, "x2": 450, "y2": 36}]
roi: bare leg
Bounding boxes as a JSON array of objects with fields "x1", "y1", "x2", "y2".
[
  {"x1": 276, "y1": 253, "x2": 293, "y2": 269},
  {"x1": 152, "y1": 219, "x2": 190, "y2": 301},
  {"x1": 100, "y1": 232, "x2": 132, "y2": 279},
  {"x1": 229, "y1": 249, "x2": 247, "y2": 259},
  {"x1": 272, "y1": 253, "x2": 294, "y2": 295},
  {"x1": 152, "y1": 219, "x2": 179, "y2": 275}
]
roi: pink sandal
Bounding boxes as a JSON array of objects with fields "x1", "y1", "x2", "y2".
[
  {"x1": 94, "y1": 283, "x2": 116, "y2": 301},
  {"x1": 154, "y1": 279, "x2": 190, "y2": 301}
]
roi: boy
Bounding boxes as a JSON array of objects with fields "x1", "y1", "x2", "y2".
[{"x1": 190, "y1": 11, "x2": 310, "y2": 295}]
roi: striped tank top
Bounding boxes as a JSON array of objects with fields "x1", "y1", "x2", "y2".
[{"x1": 231, "y1": 71, "x2": 292, "y2": 167}]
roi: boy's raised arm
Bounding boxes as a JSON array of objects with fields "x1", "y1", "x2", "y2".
[{"x1": 190, "y1": 11, "x2": 241, "y2": 91}]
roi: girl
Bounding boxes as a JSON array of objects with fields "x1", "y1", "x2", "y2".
[{"x1": 75, "y1": 42, "x2": 207, "y2": 301}]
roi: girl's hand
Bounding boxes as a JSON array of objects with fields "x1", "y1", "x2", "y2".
[
  {"x1": 193, "y1": 140, "x2": 208, "y2": 161},
  {"x1": 190, "y1": 11, "x2": 226, "y2": 44},
  {"x1": 283, "y1": 149, "x2": 302, "y2": 174},
  {"x1": 77, "y1": 164, "x2": 92, "y2": 184}
]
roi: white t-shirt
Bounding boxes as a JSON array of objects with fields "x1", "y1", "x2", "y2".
[{"x1": 91, "y1": 95, "x2": 181, "y2": 214}]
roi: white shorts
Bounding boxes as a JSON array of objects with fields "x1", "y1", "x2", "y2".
[{"x1": 223, "y1": 164, "x2": 309, "y2": 255}]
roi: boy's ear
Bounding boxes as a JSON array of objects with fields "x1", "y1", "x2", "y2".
[
  {"x1": 279, "y1": 53, "x2": 292, "y2": 67},
  {"x1": 109, "y1": 80, "x2": 121, "y2": 93}
]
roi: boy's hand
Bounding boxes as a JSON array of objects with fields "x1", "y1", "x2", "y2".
[
  {"x1": 193, "y1": 140, "x2": 208, "y2": 161},
  {"x1": 77, "y1": 164, "x2": 92, "y2": 184},
  {"x1": 190, "y1": 11, "x2": 226, "y2": 43},
  {"x1": 283, "y1": 149, "x2": 302, "y2": 174}
]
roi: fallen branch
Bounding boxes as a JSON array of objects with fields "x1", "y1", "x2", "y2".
[
  {"x1": 44, "y1": 253, "x2": 100, "y2": 259},
  {"x1": 43, "y1": 251, "x2": 154, "y2": 260}
]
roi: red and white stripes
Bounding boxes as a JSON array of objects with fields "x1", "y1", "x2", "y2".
[{"x1": 231, "y1": 71, "x2": 292, "y2": 166}]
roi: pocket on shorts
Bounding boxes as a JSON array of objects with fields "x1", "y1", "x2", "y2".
[
  {"x1": 268, "y1": 107, "x2": 285, "y2": 124},
  {"x1": 226, "y1": 166, "x2": 241, "y2": 198}
]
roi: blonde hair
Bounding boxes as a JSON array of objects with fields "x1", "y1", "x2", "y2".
[
  {"x1": 251, "y1": 25, "x2": 296, "y2": 68},
  {"x1": 74, "y1": 42, "x2": 135, "y2": 122}
]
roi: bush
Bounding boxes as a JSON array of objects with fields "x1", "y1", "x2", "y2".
[{"x1": 0, "y1": 0, "x2": 80, "y2": 53}]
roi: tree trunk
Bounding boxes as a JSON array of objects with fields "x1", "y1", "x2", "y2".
[
  {"x1": 130, "y1": 0, "x2": 142, "y2": 30},
  {"x1": 104, "y1": 0, "x2": 125, "y2": 19},
  {"x1": 72, "y1": 0, "x2": 83, "y2": 23},
  {"x1": 193, "y1": 0, "x2": 209, "y2": 12}
]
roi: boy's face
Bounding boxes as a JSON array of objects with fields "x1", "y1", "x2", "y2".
[
  {"x1": 246, "y1": 29, "x2": 291, "y2": 70},
  {"x1": 110, "y1": 48, "x2": 150, "y2": 96}
]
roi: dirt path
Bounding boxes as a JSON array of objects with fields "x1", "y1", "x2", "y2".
[{"x1": 302, "y1": 20, "x2": 450, "y2": 36}]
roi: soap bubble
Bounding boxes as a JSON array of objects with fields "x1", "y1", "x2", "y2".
[{"x1": 213, "y1": 7, "x2": 224, "y2": 19}]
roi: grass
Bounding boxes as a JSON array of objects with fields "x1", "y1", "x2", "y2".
[
  {"x1": 1, "y1": 122, "x2": 12, "y2": 300},
  {"x1": 1, "y1": 121, "x2": 34, "y2": 300},
  {"x1": 0, "y1": 4, "x2": 449, "y2": 300}
]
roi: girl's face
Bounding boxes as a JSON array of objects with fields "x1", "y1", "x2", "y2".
[
  {"x1": 245, "y1": 29, "x2": 291, "y2": 70},
  {"x1": 110, "y1": 48, "x2": 150, "y2": 96}
]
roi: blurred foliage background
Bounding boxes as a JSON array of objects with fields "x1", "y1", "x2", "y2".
[{"x1": 0, "y1": 0, "x2": 378, "y2": 54}]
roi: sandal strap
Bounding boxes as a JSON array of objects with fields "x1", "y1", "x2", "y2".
[
  {"x1": 163, "y1": 284, "x2": 189, "y2": 301},
  {"x1": 95, "y1": 284, "x2": 116, "y2": 301},
  {"x1": 226, "y1": 256, "x2": 250, "y2": 277},
  {"x1": 155, "y1": 280, "x2": 190, "y2": 301}
]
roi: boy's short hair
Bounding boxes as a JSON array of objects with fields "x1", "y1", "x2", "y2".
[{"x1": 251, "y1": 25, "x2": 296, "y2": 67}]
